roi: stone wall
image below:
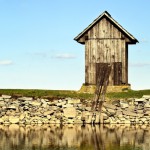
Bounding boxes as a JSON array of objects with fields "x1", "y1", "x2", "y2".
[{"x1": 0, "y1": 94, "x2": 150, "y2": 124}]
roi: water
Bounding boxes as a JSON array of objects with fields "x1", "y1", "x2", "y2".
[{"x1": 0, "y1": 124, "x2": 149, "y2": 150}]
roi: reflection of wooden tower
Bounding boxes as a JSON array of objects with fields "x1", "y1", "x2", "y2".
[{"x1": 74, "y1": 11, "x2": 138, "y2": 87}]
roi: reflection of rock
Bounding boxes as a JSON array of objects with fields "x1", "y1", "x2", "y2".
[
  {"x1": 0, "y1": 124, "x2": 150, "y2": 150},
  {"x1": 9, "y1": 124, "x2": 19, "y2": 130}
]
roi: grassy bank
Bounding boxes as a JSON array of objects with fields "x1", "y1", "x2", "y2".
[
  {"x1": 107, "y1": 89, "x2": 150, "y2": 100},
  {"x1": 0, "y1": 89, "x2": 150, "y2": 100},
  {"x1": 0, "y1": 89, "x2": 93, "y2": 100}
]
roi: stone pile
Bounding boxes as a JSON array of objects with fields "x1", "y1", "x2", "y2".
[
  {"x1": 0, "y1": 95, "x2": 91, "y2": 124},
  {"x1": 102, "y1": 95, "x2": 150, "y2": 124},
  {"x1": 1, "y1": 94, "x2": 150, "y2": 124}
]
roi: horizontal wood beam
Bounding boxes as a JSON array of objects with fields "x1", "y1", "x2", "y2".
[{"x1": 88, "y1": 38, "x2": 125, "y2": 40}]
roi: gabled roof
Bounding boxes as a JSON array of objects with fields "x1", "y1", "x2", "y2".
[{"x1": 74, "y1": 11, "x2": 138, "y2": 44}]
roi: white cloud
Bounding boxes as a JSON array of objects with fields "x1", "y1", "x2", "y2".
[
  {"x1": 55, "y1": 53, "x2": 76, "y2": 59},
  {"x1": 129, "y1": 62, "x2": 150, "y2": 67},
  {"x1": 0, "y1": 60, "x2": 13, "y2": 66}
]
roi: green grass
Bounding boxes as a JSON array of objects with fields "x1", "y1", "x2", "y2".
[
  {"x1": 0, "y1": 89, "x2": 93, "y2": 100},
  {"x1": 0, "y1": 89, "x2": 150, "y2": 100},
  {"x1": 106, "y1": 89, "x2": 150, "y2": 100}
]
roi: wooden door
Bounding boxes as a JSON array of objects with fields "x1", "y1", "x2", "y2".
[
  {"x1": 96, "y1": 63, "x2": 110, "y2": 85},
  {"x1": 114, "y1": 62, "x2": 122, "y2": 85}
]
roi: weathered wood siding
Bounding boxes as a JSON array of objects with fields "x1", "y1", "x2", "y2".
[{"x1": 85, "y1": 17, "x2": 128, "y2": 85}]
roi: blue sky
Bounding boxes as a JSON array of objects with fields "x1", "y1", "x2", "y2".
[{"x1": 0, "y1": 0, "x2": 150, "y2": 90}]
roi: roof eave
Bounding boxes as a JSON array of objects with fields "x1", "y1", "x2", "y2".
[{"x1": 74, "y1": 11, "x2": 138, "y2": 44}]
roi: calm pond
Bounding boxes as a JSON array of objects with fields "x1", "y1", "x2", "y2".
[{"x1": 0, "y1": 124, "x2": 149, "y2": 150}]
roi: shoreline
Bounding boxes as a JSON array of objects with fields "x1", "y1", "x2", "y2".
[{"x1": 0, "y1": 94, "x2": 150, "y2": 125}]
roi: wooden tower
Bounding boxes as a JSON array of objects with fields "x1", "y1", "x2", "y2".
[{"x1": 74, "y1": 11, "x2": 138, "y2": 87}]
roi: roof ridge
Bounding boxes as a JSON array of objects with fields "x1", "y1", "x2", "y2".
[
  {"x1": 74, "y1": 11, "x2": 138, "y2": 43},
  {"x1": 104, "y1": 11, "x2": 111, "y2": 17}
]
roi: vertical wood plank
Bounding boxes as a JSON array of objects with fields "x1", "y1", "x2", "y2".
[
  {"x1": 89, "y1": 30, "x2": 91, "y2": 84},
  {"x1": 85, "y1": 40, "x2": 89, "y2": 84},
  {"x1": 101, "y1": 18, "x2": 104, "y2": 38},
  {"x1": 97, "y1": 40, "x2": 100, "y2": 63},
  {"x1": 121, "y1": 40, "x2": 126, "y2": 84},
  {"x1": 126, "y1": 44, "x2": 128, "y2": 84}
]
